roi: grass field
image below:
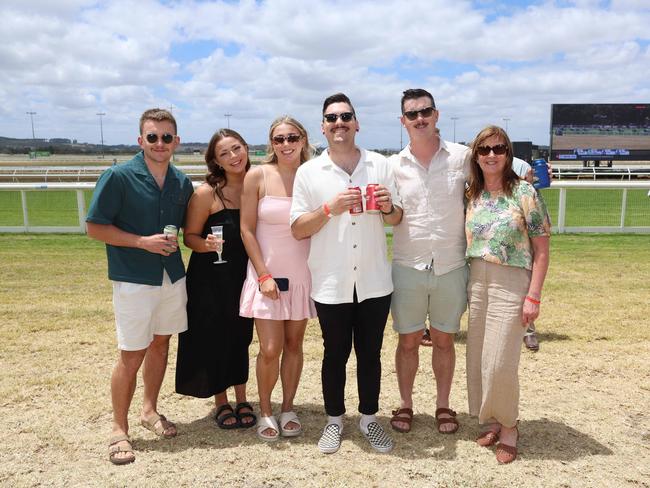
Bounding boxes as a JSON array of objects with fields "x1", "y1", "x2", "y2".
[
  {"x1": 1, "y1": 188, "x2": 649, "y2": 229},
  {"x1": 1, "y1": 233, "x2": 649, "y2": 487},
  {"x1": 540, "y1": 188, "x2": 650, "y2": 227}
]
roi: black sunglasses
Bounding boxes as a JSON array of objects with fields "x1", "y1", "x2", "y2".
[
  {"x1": 145, "y1": 133, "x2": 175, "y2": 144},
  {"x1": 477, "y1": 144, "x2": 508, "y2": 156},
  {"x1": 272, "y1": 134, "x2": 302, "y2": 145},
  {"x1": 403, "y1": 106, "x2": 435, "y2": 121},
  {"x1": 323, "y1": 112, "x2": 355, "y2": 123}
]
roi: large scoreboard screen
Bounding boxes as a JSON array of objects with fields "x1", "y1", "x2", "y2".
[{"x1": 550, "y1": 104, "x2": 650, "y2": 161}]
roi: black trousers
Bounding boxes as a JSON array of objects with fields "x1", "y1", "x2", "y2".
[{"x1": 314, "y1": 292, "x2": 391, "y2": 416}]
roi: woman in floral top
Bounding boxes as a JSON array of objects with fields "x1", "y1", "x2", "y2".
[{"x1": 464, "y1": 125, "x2": 551, "y2": 464}]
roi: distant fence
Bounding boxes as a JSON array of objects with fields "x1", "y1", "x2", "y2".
[
  {"x1": 0, "y1": 165, "x2": 207, "y2": 183},
  {"x1": 0, "y1": 181, "x2": 649, "y2": 234}
]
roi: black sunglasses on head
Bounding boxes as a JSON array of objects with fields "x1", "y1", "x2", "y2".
[
  {"x1": 323, "y1": 112, "x2": 355, "y2": 123},
  {"x1": 272, "y1": 134, "x2": 302, "y2": 145},
  {"x1": 477, "y1": 144, "x2": 508, "y2": 156},
  {"x1": 403, "y1": 106, "x2": 435, "y2": 121},
  {"x1": 145, "y1": 133, "x2": 175, "y2": 144}
]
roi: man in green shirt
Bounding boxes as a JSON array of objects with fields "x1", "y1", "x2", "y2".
[{"x1": 87, "y1": 108, "x2": 193, "y2": 465}]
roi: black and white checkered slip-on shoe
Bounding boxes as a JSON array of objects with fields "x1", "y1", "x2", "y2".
[
  {"x1": 318, "y1": 423, "x2": 342, "y2": 454},
  {"x1": 363, "y1": 422, "x2": 394, "y2": 453}
]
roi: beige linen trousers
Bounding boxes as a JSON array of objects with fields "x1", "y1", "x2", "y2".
[{"x1": 466, "y1": 258, "x2": 531, "y2": 428}]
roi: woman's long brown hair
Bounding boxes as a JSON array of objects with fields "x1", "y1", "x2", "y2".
[{"x1": 204, "y1": 128, "x2": 251, "y2": 205}]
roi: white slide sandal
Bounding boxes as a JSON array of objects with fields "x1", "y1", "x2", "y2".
[
  {"x1": 279, "y1": 411, "x2": 302, "y2": 437},
  {"x1": 256, "y1": 415, "x2": 280, "y2": 441}
]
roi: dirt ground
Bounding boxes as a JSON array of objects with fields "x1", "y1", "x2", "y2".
[
  {"x1": 2, "y1": 324, "x2": 649, "y2": 487},
  {"x1": 1, "y1": 235, "x2": 649, "y2": 487}
]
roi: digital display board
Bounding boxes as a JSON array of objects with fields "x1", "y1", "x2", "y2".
[{"x1": 550, "y1": 104, "x2": 650, "y2": 161}]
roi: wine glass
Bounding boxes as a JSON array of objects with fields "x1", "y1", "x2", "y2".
[{"x1": 210, "y1": 225, "x2": 227, "y2": 264}]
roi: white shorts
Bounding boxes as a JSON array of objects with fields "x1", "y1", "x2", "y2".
[{"x1": 112, "y1": 271, "x2": 188, "y2": 351}]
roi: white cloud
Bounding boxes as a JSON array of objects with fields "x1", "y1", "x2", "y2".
[{"x1": 0, "y1": 0, "x2": 649, "y2": 147}]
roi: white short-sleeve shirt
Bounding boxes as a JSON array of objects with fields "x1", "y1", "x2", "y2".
[
  {"x1": 290, "y1": 148, "x2": 395, "y2": 304},
  {"x1": 390, "y1": 139, "x2": 530, "y2": 275}
]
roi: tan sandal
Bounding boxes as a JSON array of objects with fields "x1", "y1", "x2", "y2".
[
  {"x1": 435, "y1": 407, "x2": 459, "y2": 434},
  {"x1": 141, "y1": 413, "x2": 177, "y2": 439},
  {"x1": 108, "y1": 434, "x2": 135, "y2": 465}
]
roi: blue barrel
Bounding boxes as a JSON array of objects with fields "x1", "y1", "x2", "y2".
[{"x1": 532, "y1": 159, "x2": 550, "y2": 189}]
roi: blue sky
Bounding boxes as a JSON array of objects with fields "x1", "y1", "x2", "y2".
[{"x1": 1, "y1": 0, "x2": 649, "y2": 149}]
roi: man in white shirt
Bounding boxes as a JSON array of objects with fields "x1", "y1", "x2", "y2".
[
  {"x1": 291, "y1": 93, "x2": 403, "y2": 454},
  {"x1": 389, "y1": 89, "x2": 531, "y2": 435}
]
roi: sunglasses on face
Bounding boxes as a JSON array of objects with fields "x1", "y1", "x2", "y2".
[
  {"x1": 145, "y1": 133, "x2": 175, "y2": 144},
  {"x1": 403, "y1": 106, "x2": 435, "y2": 121},
  {"x1": 272, "y1": 134, "x2": 302, "y2": 145},
  {"x1": 477, "y1": 144, "x2": 508, "y2": 156},
  {"x1": 323, "y1": 112, "x2": 355, "y2": 123}
]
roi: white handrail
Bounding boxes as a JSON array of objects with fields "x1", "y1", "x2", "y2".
[{"x1": 0, "y1": 181, "x2": 648, "y2": 234}]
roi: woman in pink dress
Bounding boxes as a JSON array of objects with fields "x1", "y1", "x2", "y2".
[{"x1": 240, "y1": 116, "x2": 317, "y2": 441}]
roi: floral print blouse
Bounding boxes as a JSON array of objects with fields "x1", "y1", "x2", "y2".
[{"x1": 465, "y1": 180, "x2": 551, "y2": 270}]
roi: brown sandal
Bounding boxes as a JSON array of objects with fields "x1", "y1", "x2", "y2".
[
  {"x1": 108, "y1": 434, "x2": 135, "y2": 465},
  {"x1": 476, "y1": 429, "x2": 500, "y2": 447},
  {"x1": 390, "y1": 407, "x2": 414, "y2": 433},
  {"x1": 435, "y1": 407, "x2": 459, "y2": 434},
  {"x1": 420, "y1": 329, "x2": 432, "y2": 347},
  {"x1": 496, "y1": 426, "x2": 519, "y2": 464}
]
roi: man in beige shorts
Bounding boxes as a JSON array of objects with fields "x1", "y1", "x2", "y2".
[
  {"x1": 86, "y1": 108, "x2": 193, "y2": 464},
  {"x1": 389, "y1": 89, "x2": 531, "y2": 434}
]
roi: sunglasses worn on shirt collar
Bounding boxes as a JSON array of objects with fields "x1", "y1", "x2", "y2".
[
  {"x1": 145, "y1": 133, "x2": 175, "y2": 144},
  {"x1": 272, "y1": 134, "x2": 302, "y2": 145},
  {"x1": 477, "y1": 144, "x2": 508, "y2": 156},
  {"x1": 323, "y1": 112, "x2": 355, "y2": 123},
  {"x1": 403, "y1": 106, "x2": 436, "y2": 121}
]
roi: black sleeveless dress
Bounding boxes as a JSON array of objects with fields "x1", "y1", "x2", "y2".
[{"x1": 175, "y1": 209, "x2": 253, "y2": 397}]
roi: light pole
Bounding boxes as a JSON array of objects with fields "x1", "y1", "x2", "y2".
[
  {"x1": 224, "y1": 113, "x2": 232, "y2": 129},
  {"x1": 97, "y1": 112, "x2": 106, "y2": 158},
  {"x1": 451, "y1": 116, "x2": 459, "y2": 143},
  {"x1": 502, "y1": 117, "x2": 510, "y2": 133},
  {"x1": 26, "y1": 111, "x2": 36, "y2": 139}
]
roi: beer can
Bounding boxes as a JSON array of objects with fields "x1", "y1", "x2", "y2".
[
  {"x1": 365, "y1": 184, "x2": 380, "y2": 214},
  {"x1": 349, "y1": 186, "x2": 364, "y2": 215},
  {"x1": 532, "y1": 159, "x2": 550, "y2": 190},
  {"x1": 163, "y1": 224, "x2": 178, "y2": 237}
]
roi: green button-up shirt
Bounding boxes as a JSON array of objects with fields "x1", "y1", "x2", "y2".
[{"x1": 87, "y1": 151, "x2": 194, "y2": 285}]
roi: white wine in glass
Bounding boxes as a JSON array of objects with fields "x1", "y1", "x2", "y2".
[{"x1": 210, "y1": 225, "x2": 227, "y2": 264}]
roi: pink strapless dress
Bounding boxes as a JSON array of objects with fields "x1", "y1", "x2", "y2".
[{"x1": 239, "y1": 196, "x2": 316, "y2": 320}]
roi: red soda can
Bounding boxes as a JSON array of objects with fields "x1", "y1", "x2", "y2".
[
  {"x1": 365, "y1": 184, "x2": 380, "y2": 214},
  {"x1": 349, "y1": 186, "x2": 363, "y2": 215}
]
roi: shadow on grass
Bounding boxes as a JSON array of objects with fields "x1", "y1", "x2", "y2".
[
  {"x1": 133, "y1": 404, "x2": 611, "y2": 461},
  {"x1": 454, "y1": 330, "x2": 571, "y2": 344}
]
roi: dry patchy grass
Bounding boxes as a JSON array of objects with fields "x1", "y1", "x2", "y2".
[{"x1": 0, "y1": 234, "x2": 649, "y2": 487}]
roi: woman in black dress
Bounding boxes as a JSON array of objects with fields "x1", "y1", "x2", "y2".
[{"x1": 176, "y1": 129, "x2": 256, "y2": 429}]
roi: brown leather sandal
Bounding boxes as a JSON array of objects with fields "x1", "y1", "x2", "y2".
[
  {"x1": 435, "y1": 407, "x2": 459, "y2": 434},
  {"x1": 390, "y1": 407, "x2": 414, "y2": 433},
  {"x1": 496, "y1": 426, "x2": 519, "y2": 464},
  {"x1": 420, "y1": 329, "x2": 433, "y2": 347},
  {"x1": 476, "y1": 429, "x2": 500, "y2": 447}
]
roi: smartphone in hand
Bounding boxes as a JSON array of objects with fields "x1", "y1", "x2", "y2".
[{"x1": 275, "y1": 278, "x2": 289, "y2": 292}]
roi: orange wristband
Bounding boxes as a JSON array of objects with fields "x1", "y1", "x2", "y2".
[
  {"x1": 525, "y1": 296, "x2": 541, "y2": 305},
  {"x1": 258, "y1": 273, "x2": 272, "y2": 284},
  {"x1": 323, "y1": 202, "x2": 332, "y2": 218}
]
